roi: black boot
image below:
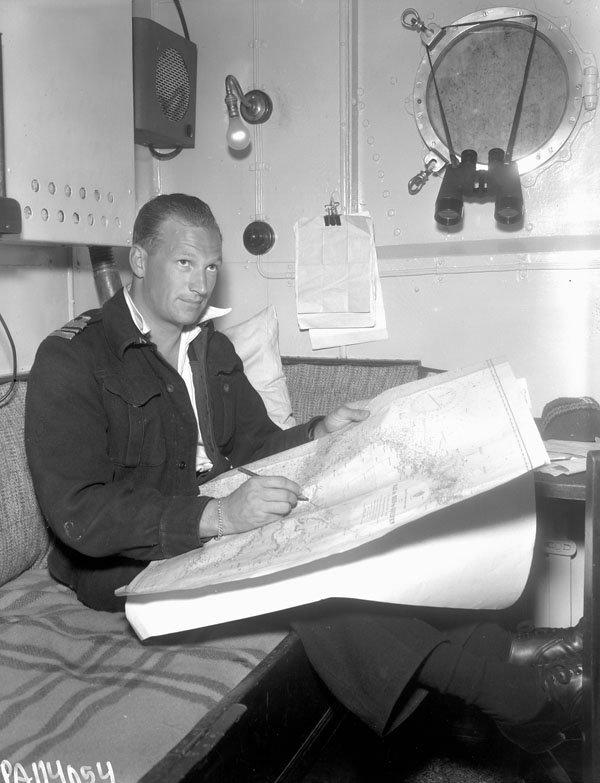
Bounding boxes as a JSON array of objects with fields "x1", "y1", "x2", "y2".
[
  {"x1": 497, "y1": 657, "x2": 582, "y2": 754},
  {"x1": 508, "y1": 618, "x2": 583, "y2": 666}
]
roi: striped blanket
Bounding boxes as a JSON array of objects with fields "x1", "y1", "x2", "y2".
[{"x1": 0, "y1": 569, "x2": 286, "y2": 782}]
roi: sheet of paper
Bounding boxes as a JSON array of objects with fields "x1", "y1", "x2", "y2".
[
  {"x1": 537, "y1": 438, "x2": 600, "y2": 476},
  {"x1": 309, "y1": 264, "x2": 388, "y2": 350},
  {"x1": 121, "y1": 358, "x2": 547, "y2": 641},
  {"x1": 126, "y1": 474, "x2": 536, "y2": 639},
  {"x1": 295, "y1": 214, "x2": 376, "y2": 329}
]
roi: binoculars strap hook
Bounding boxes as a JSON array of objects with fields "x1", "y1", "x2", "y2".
[{"x1": 408, "y1": 159, "x2": 437, "y2": 195}]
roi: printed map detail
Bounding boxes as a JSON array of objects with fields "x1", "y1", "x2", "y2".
[{"x1": 121, "y1": 359, "x2": 548, "y2": 597}]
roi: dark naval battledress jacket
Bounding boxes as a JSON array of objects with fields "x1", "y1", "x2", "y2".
[{"x1": 24, "y1": 288, "x2": 316, "y2": 610}]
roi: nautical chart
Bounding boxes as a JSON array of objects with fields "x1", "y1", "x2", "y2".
[{"x1": 121, "y1": 358, "x2": 548, "y2": 599}]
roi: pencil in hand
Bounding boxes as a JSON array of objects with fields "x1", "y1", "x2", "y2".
[{"x1": 237, "y1": 466, "x2": 309, "y2": 501}]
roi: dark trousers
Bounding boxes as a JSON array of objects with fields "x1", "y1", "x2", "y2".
[{"x1": 290, "y1": 600, "x2": 476, "y2": 735}]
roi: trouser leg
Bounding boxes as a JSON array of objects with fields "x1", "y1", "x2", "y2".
[
  {"x1": 290, "y1": 601, "x2": 452, "y2": 735},
  {"x1": 292, "y1": 602, "x2": 544, "y2": 734}
]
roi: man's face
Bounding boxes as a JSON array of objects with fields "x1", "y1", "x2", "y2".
[{"x1": 134, "y1": 218, "x2": 222, "y2": 333}]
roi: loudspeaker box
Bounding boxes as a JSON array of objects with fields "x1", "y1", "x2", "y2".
[{"x1": 133, "y1": 17, "x2": 197, "y2": 149}]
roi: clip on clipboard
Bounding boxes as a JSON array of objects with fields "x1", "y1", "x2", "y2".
[{"x1": 324, "y1": 196, "x2": 341, "y2": 226}]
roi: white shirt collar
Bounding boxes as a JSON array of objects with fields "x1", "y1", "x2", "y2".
[{"x1": 123, "y1": 285, "x2": 231, "y2": 337}]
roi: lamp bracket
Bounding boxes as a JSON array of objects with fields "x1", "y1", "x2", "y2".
[{"x1": 240, "y1": 90, "x2": 273, "y2": 125}]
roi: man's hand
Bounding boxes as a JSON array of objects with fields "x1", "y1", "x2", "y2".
[
  {"x1": 199, "y1": 405, "x2": 370, "y2": 539},
  {"x1": 201, "y1": 475, "x2": 305, "y2": 538},
  {"x1": 312, "y1": 404, "x2": 370, "y2": 439}
]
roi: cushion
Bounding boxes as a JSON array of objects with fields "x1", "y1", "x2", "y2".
[
  {"x1": 221, "y1": 306, "x2": 296, "y2": 429},
  {"x1": 281, "y1": 356, "x2": 424, "y2": 423},
  {"x1": 0, "y1": 568, "x2": 287, "y2": 780},
  {"x1": 0, "y1": 382, "x2": 50, "y2": 586}
]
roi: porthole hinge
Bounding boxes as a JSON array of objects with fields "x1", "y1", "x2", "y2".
[{"x1": 584, "y1": 64, "x2": 598, "y2": 111}]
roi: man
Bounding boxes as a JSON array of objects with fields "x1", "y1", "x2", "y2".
[
  {"x1": 25, "y1": 193, "x2": 583, "y2": 756},
  {"x1": 25, "y1": 193, "x2": 365, "y2": 611}
]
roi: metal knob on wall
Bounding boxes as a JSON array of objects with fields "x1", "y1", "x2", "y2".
[{"x1": 243, "y1": 220, "x2": 275, "y2": 255}]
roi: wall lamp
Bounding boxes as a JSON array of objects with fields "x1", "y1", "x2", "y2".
[{"x1": 224, "y1": 74, "x2": 272, "y2": 151}]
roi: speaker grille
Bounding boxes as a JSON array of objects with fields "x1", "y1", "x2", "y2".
[
  {"x1": 156, "y1": 47, "x2": 190, "y2": 123},
  {"x1": 133, "y1": 17, "x2": 197, "y2": 148}
]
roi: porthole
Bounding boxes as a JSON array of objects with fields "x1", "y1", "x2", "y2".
[{"x1": 409, "y1": 7, "x2": 588, "y2": 174}]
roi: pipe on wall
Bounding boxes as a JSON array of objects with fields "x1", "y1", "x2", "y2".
[{"x1": 88, "y1": 246, "x2": 122, "y2": 304}]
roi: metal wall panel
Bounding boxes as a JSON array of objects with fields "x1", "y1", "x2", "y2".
[
  {"x1": 0, "y1": 0, "x2": 135, "y2": 246},
  {"x1": 141, "y1": 0, "x2": 600, "y2": 414}
]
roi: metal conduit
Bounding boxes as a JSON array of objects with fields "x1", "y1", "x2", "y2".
[{"x1": 88, "y1": 246, "x2": 123, "y2": 304}]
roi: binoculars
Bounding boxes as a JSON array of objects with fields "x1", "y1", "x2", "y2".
[{"x1": 434, "y1": 149, "x2": 524, "y2": 227}]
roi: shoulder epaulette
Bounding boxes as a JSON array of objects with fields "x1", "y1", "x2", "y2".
[{"x1": 50, "y1": 314, "x2": 92, "y2": 340}]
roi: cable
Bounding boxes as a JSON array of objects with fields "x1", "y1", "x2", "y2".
[
  {"x1": 0, "y1": 311, "x2": 17, "y2": 406},
  {"x1": 505, "y1": 16, "x2": 538, "y2": 162},
  {"x1": 146, "y1": 0, "x2": 191, "y2": 162},
  {"x1": 173, "y1": 0, "x2": 190, "y2": 40},
  {"x1": 255, "y1": 256, "x2": 600, "y2": 280},
  {"x1": 148, "y1": 144, "x2": 183, "y2": 161}
]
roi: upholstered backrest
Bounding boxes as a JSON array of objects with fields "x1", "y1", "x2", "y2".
[
  {"x1": 0, "y1": 382, "x2": 50, "y2": 586},
  {"x1": 282, "y1": 356, "x2": 425, "y2": 424}
]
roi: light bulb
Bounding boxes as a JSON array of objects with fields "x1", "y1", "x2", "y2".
[{"x1": 226, "y1": 115, "x2": 251, "y2": 151}]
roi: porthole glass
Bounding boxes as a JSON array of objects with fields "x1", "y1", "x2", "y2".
[{"x1": 412, "y1": 7, "x2": 583, "y2": 173}]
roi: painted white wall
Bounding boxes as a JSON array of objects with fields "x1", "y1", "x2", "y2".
[
  {"x1": 0, "y1": 0, "x2": 598, "y2": 421},
  {"x1": 148, "y1": 0, "x2": 346, "y2": 356},
  {"x1": 354, "y1": 0, "x2": 600, "y2": 414},
  {"x1": 0, "y1": 244, "x2": 73, "y2": 375},
  {"x1": 0, "y1": 0, "x2": 134, "y2": 376},
  {"x1": 153, "y1": 0, "x2": 600, "y2": 416}
]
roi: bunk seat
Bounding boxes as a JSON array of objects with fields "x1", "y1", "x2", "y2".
[
  {"x1": 0, "y1": 306, "x2": 431, "y2": 782},
  {"x1": 0, "y1": 381, "x2": 293, "y2": 782}
]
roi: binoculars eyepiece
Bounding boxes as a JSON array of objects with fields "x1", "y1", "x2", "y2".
[{"x1": 434, "y1": 148, "x2": 523, "y2": 227}]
